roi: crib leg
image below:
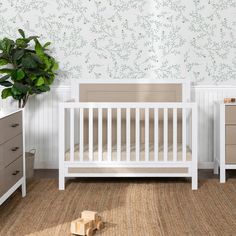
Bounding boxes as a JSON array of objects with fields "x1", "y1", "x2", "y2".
[
  {"x1": 220, "y1": 167, "x2": 226, "y2": 183},
  {"x1": 192, "y1": 176, "x2": 198, "y2": 190},
  {"x1": 191, "y1": 168, "x2": 198, "y2": 190},
  {"x1": 21, "y1": 178, "x2": 26, "y2": 197},
  {"x1": 59, "y1": 171, "x2": 65, "y2": 190}
]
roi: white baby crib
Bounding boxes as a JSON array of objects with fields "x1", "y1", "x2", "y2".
[{"x1": 59, "y1": 79, "x2": 198, "y2": 190}]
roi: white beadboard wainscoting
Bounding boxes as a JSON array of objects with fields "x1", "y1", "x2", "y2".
[
  {"x1": 1, "y1": 85, "x2": 236, "y2": 169},
  {"x1": 193, "y1": 85, "x2": 234, "y2": 169}
]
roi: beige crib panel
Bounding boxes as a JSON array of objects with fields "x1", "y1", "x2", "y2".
[
  {"x1": 68, "y1": 167, "x2": 188, "y2": 174},
  {"x1": 78, "y1": 83, "x2": 183, "y2": 146},
  {"x1": 65, "y1": 144, "x2": 190, "y2": 176},
  {"x1": 65, "y1": 143, "x2": 192, "y2": 162},
  {"x1": 79, "y1": 84, "x2": 182, "y2": 102}
]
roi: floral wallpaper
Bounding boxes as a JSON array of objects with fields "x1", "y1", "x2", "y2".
[{"x1": 0, "y1": 0, "x2": 235, "y2": 84}]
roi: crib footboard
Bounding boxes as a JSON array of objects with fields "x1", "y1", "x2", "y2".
[{"x1": 59, "y1": 102, "x2": 198, "y2": 190}]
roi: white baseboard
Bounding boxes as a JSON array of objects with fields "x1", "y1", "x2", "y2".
[
  {"x1": 198, "y1": 162, "x2": 214, "y2": 169},
  {"x1": 35, "y1": 161, "x2": 58, "y2": 169}
]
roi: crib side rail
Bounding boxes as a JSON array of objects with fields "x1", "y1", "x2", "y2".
[{"x1": 59, "y1": 102, "x2": 197, "y2": 166}]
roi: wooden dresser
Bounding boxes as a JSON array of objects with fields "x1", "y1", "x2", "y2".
[
  {"x1": 0, "y1": 109, "x2": 26, "y2": 205},
  {"x1": 215, "y1": 103, "x2": 236, "y2": 183}
]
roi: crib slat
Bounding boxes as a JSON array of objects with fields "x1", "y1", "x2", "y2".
[
  {"x1": 79, "y1": 108, "x2": 84, "y2": 161},
  {"x1": 164, "y1": 108, "x2": 168, "y2": 162},
  {"x1": 98, "y1": 108, "x2": 103, "y2": 161},
  {"x1": 173, "y1": 108, "x2": 177, "y2": 162},
  {"x1": 89, "y1": 108, "x2": 93, "y2": 161},
  {"x1": 70, "y1": 108, "x2": 74, "y2": 162},
  {"x1": 145, "y1": 108, "x2": 149, "y2": 161},
  {"x1": 107, "y1": 108, "x2": 112, "y2": 161},
  {"x1": 126, "y1": 108, "x2": 130, "y2": 161},
  {"x1": 117, "y1": 108, "x2": 121, "y2": 161},
  {"x1": 136, "y1": 108, "x2": 140, "y2": 161},
  {"x1": 182, "y1": 108, "x2": 186, "y2": 162},
  {"x1": 154, "y1": 108, "x2": 159, "y2": 162}
]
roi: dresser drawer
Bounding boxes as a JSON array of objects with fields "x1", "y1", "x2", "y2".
[
  {"x1": 226, "y1": 106, "x2": 236, "y2": 125},
  {"x1": 3, "y1": 156, "x2": 23, "y2": 193},
  {"x1": 226, "y1": 145, "x2": 236, "y2": 164},
  {"x1": 0, "y1": 134, "x2": 23, "y2": 168},
  {"x1": 225, "y1": 126, "x2": 236, "y2": 145},
  {"x1": 0, "y1": 111, "x2": 22, "y2": 144}
]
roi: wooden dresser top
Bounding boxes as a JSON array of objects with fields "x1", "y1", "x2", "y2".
[{"x1": 0, "y1": 109, "x2": 22, "y2": 119}]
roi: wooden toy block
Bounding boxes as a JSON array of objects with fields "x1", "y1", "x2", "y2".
[
  {"x1": 71, "y1": 211, "x2": 104, "y2": 236},
  {"x1": 81, "y1": 211, "x2": 98, "y2": 220}
]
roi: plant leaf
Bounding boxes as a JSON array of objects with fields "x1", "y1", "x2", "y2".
[
  {"x1": 38, "y1": 85, "x2": 50, "y2": 92},
  {"x1": 43, "y1": 56, "x2": 52, "y2": 70},
  {"x1": 43, "y1": 42, "x2": 51, "y2": 48},
  {"x1": 0, "y1": 58, "x2": 8, "y2": 66},
  {"x1": 30, "y1": 53, "x2": 43, "y2": 64},
  {"x1": 13, "y1": 82, "x2": 28, "y2": 94},
  {"x1": 16, "y1": 38, "x2": 28, "y2": 48},
  {"x1": 11, "y1": 86, "x2": 22, "y2": 96},
  {"x1": 0, "y1": 74, "x2": 10, "y2": 82},
  {"x1": 0, "y1": 40, "x2": 4, "y2": 51},
  {"x1": 27, "y1": 36, "x2": 39, "y2": 41},
  {"x1": 18, "y1": 29, "x2": 25, "y2": 38},
  {"x1": 35, "y1": 77, "x2": 44, "y2": 86},
  {"x1": 0, "y1": 81, "x2": 12, "y2": 87},
  {"x1": 34, "y1": 39, "x2": 44, "y2": 58},
  {"x1": 30, "y1": 75, "x2": 38, "y2": 81},
  {"x1": 16, "y1": 69, "x2": 25, "y2": 80},
  {"x1": 1, "y1": 88, "x2": 12, "y2": 99},
  {"x1": 0, "y1": 68, "x2": 14, "y2": 74},
  {"x1": 13, "y1": 49, "x2": 25, "y2": 61},
  {"x1": 0, "y1": 52, "x2": 6, "y2": 58},
  {"x1": 52, "y1": 61, "x2": 59, "y2": 71},
  {"x1": 22, "y1": 56, "x2": 38, "y2": 69},
  {"x1": 0, "y1": 38, "x2": 15, "y2": 54}
]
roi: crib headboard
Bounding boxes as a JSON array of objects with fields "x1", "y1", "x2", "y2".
[
  {"x1": 70, "y1": 79, "x2": 190, "y2": 147},
  {"x1": 71, "y1": 79, "x2": 190, "y2": 103}
]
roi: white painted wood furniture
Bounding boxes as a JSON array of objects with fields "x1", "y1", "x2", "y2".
[
  {"x1": 0, "y1": 109, "x2": 26, "y2": 205},
  {"x1": 59, "y1": 79, "x2": 198, "y2": 190},
  {"x1": 215, "y1": 103, "x2": 236, "y2": 183}
]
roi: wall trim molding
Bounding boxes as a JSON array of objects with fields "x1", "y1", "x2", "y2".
[
  {"x1": 193, "y1": 85, "x2": 236, "y2": 89},
  {"x1": 198, "y1": 162, "x2": 214, "y2": 170},
  {"x1": 35, "y1": 161, "x2": 58, "y2": 169},
  {"x1": 50, "y1": 85, "x2": 71, "y2": 89},
  {"x1": 52, "y1": 83, "x2": 236, "y2": 90}
]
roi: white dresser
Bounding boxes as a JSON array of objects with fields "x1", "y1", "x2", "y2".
[
  {"x1": 0, "y1": 109, "x2": 26, "y2": 205},
  {"x1": 215, "y1": 103, "x2": 236, "y2": 183}
]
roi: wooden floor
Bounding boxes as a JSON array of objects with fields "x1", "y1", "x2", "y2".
[{"x1": 1, "y1": 171, "x2": 236, "y2": 236}]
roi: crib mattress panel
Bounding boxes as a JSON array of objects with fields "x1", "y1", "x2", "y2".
[
  {"x1": 68, "y1": 167, "x2": 188, "y2": 174},
  {"x1": 65, "y1": 143, "x2": 192, "y2": 162}
]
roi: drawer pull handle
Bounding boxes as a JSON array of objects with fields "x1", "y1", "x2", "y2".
[
  {"x1": 12, "y1": 170, "x2": 20, "y2": 176},
  {"x1": 11, "y1": 147, "x2": 19, "y2": 152},
  {"x1": 11, "y1": 123, "x2": 19, "y2": 128}
]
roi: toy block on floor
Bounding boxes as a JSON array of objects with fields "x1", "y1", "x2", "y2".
[{"x1": 71, "y1": 211, "x2": 104, "y2": 236}]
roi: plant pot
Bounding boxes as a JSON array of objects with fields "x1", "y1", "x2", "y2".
[{"x1": 25, "y1": 149, "x2": 36, "y2": 179}]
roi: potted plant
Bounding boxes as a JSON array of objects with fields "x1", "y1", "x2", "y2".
[
  {"x1": 0, "y1": 29, "x2": 58, "y2": 179},
  {"x1": 0, "y1": 29, "x2": 58, "y2": 108}
]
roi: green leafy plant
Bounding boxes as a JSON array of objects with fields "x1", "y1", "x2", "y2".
[{"x1": 0, "y1": 29, "x2": 58, "y2": 108}]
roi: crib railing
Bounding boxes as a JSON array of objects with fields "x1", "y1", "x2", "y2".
[{"x1": 59, "y1": 102, "x2": 197, "y2": 167}]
